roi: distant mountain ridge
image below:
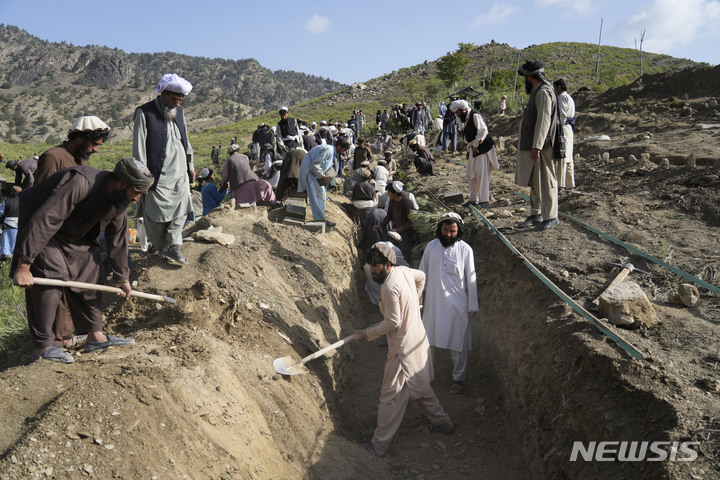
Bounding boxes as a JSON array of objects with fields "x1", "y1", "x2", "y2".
[{"x1": 0, "y1": 24, "x2": 345, "y2": 143}]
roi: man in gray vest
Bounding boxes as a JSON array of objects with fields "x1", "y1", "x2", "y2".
[
  {"x1": 133, "y1": 73, "x2": 196, "y2": 265},
  {"x1": 514, "y1": 61, "x2": 560, "y2": 231}
]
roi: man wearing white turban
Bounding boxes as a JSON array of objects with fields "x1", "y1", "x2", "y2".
[
  {"x1": 450, "y1": 100, "x2": 499, "y2": 208},
  {"x1": 133, "y1": 73, "x2": 196, "y2": 265}
]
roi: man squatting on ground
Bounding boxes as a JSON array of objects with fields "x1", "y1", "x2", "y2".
[
  {"x1": 419, "y1": 212, "x2": 478, "y2": 395},
  {"x1": 515, "y1": 60, "x2": 560, "y2": 232},
  {"x1": 133, "y1": 73, "x2": 195, "y2": 265},
  {"x1": 354, "y1": 243, "x2": 455, "y2": 455},
  {"x1": 11, "y1": 158, "x2": 155, "y2": 364}
]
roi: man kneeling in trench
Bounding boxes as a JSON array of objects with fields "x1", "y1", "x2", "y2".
[{"x1": 354, "y1": 243, "x2": 455, "y2": 455}]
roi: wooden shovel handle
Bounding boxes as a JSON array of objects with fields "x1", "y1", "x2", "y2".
[
  {"x1": 31, "y1": 277, "x2": 176, "y2": 304},
  {"x1": 298, "y1": 334, "x2": 359, "y2": 366}
]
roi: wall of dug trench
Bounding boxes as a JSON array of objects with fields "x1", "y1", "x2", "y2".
[{"x1": 466, "y1": 225, "x2": 678, "y2": 479}]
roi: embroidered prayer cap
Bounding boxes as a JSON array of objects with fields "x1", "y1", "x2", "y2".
[
  {"x1": 361, "y1": 170, "x2": 371, "y2": 179},
  {"x1": 227, "y1": 144, "x2": 241, "y2": 154},
  {"x1": 388, "y1": 181, "x2": 403, "y2": 194},
  {"x1": 114, "y1": 158, "x2": 154, "y2": 192},
  {"x1": 200, "y1": 168, "x2": 211, "y2": 180},
  {"x1": 518, "y1": 60, "x2": 545, "y2": 76},
  {"x1": 438, "y1": 211, "x2": 464, "y2": 227},
  {"x1": 69, "y1": 116, "x2": 109, "y2": 133},
  {"x1": 155, "y1": 73, "x2": 193, "y2": 96},
  {"x1": 262, "y1": 143, "x2": 274, "y2": 151},
  {"x1": 449, "y1": 100, "x2": 469, "y2": 112},
  {"x1": 279, "y1": 106, "x2": 289, "y2": 113},
  {"x1": 371, "y1": 243, "x2": 396, "y2": 266},
  {"x1": 359, "y1": 160, "x2": 370, "y2": 167},
  {"x1": 384, "y1": 151, "x2": 392, "y2": 157},
  {"x1": 408, "y1": 139, "x2": 418, "y2": 146},
  {"x1": 377, "y1": 158, "x2": 387, "y2": 164}
]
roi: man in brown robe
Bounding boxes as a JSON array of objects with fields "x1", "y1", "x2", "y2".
[
  {"x1": 11, "y1": 158, "x2": 154, "y2": 364},
  {"x1": 354, "y1": 244, "x2": 454, "y2": 455},
  {"x1": 33, "y1": 116, "x2": 111, "y2": 349},
  {"x1": 35, "y1": 116, "x2": 110, "y2": 183}
]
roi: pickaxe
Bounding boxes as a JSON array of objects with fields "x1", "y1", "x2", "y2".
[{"x1": 592, "y1": 262, "x2": 652, "y2": 304}]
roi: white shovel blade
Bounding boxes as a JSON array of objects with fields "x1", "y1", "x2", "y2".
[{"x1": 273, "y1": 356, "x2": 308, "y2": 376}]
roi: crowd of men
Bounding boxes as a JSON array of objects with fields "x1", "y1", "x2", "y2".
[{"x1": 4, "y1": 60, "x2": 577, "y2": 457}]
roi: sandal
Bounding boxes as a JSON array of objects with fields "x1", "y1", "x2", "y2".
[
  {"x1": 449, "y1": 381, "x2": 464, "y2": 395},
  {"x1": 31, "y1": 346, "x2": 75, "y2": 364}
]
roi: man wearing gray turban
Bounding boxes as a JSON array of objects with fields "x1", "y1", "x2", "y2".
[
  {"x1": 515, "y1": 61, "x2": 560, "y2": 231},
  {"x1": 11, "y1": 158, "x2": 153, "y2": 363},
  {"x1": 133, "y1": 73, "x2": 196, "y2": 265}
]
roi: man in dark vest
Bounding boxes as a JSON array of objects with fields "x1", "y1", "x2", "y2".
[
  {"x1": 132, "y1": 73, "x2": 196, "y2": 265},
  {"x1": 514, "y1": 61, "x2": 559, "y2": 231},
  {"x1": 276, "y1": 106, "x2": 302, "y2": 153},
  {"x1": 450, "y1": 99, "x2": 499, "y2": 209}
]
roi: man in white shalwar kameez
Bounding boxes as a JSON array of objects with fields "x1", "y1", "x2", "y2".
[
  {"x1": 419, "y1": 213, "x2": 478, "y2": 395},
  {"x1": 450, "y1": 100, "x2": 499, "y2": 209},
  {"x1": 133, "y1": 73, "x2": 195, "y2": 265},
  {"x1": 355, "y1": 244, "x2": 455, "y2": 456},
  {"x1": 297, "y1": 140, "x2": 350, "y2": 227},
  {"x1": 554, "y1": 78, "x2": 576, "y2": 192}
]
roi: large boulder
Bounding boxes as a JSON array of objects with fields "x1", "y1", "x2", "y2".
[{"x1": 598, "y1": 281, "x2": 660, "y2": 329}]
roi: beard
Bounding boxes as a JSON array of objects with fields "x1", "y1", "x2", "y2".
[
  {"x1": 525, "y1": 77, "x2": 533, "y2": 94},
  {"x1": 458, "y1": 111, "x2": 468, "y2": 123},
  {"x1": 371, "y1": 268, "x2": 389, "y2": 284},
  {"x1": 111, "y1": 189, "x2": 132, "y2": 211},
  {"x1": 439, "y1": 235, "x2": 459, "y2": 248},
  {"x1": 158, "y1": 100, "x2": 177, "y2": 122}
]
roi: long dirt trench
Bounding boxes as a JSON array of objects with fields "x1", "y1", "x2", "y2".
[{"x1": 0, "y1": 201, "x2": 699, "y2": 479}]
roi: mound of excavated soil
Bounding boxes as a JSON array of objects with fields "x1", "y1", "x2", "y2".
[{"x1": 2, "y1": 65, "x2": 720, "y2": 479}]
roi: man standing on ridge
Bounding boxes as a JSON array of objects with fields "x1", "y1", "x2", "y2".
[
  {"x1": 133, "y1": 73, "x2": 196, "y2": 265},
  {"x1": 515, "y1": 61, "x2": 560, "y2": 231}
]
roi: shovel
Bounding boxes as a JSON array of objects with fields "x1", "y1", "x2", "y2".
[
  {"x1": 31, "y1": 278, "x2": 176, "y2": 304},
  {"x1": 273, "y1": 333, "x2": 358, "y2": 376}
]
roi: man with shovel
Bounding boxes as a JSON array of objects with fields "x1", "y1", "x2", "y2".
[
  {"x1": 11, "y1": 158, "x2": 155, "y2": 364},
  {"x1": 354, "y1": 243, "x2": 455, "y2": 456}
]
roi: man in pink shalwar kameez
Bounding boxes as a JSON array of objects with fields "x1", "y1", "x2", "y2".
[{"x1": 355, "y1": 243, "x2": 455, "y2": 456}]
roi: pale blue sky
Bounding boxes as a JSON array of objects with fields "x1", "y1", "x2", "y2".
[{"x1": 1, "y1": 0, "x2": 718, "y2": 85}]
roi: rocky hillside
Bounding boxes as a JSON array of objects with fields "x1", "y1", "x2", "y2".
[
  {"x1": 301, "y1": 41, "x2": 703, "y2": 114},
  {"x1": 0, "y1": 24, "x2": 345, "y2": 143}
]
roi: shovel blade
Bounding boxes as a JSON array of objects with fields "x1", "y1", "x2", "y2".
[{"x1": 273, "y1": 356, "x2": 308, "y2": 376}]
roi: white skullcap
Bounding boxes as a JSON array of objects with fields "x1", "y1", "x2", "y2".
[
  {"x1": 279, "y1": 106, "x2": 289, "y2": 113},
  {"x1": 310, "y1": 122, "x2": 317, "y2": 127},
  {"x1": 69, "y1": 116, "x2": 109, "y2": 133},
  {"x1": 155, "y1": 73, "x2": 193, "y2": 96},
  {"x1": 449, "y1": 100, "x2": 469, "y2": 112},
  {"x1": 270, "y1": 126, "x2": 277, "y2": 131},
  {"x1": 389, "y1": 181, "x2": 403, "y2": 194},
  {"x1": 200, "y1": 168, "x2": 210, "y2": 179},
  {"x1": 438, "y1": 211, "x2": 464, "y2": 226}
]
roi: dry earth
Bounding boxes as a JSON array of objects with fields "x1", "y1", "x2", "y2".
[{"x1": 1, "y1": 65, "x2": 720, "y2": 480}]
